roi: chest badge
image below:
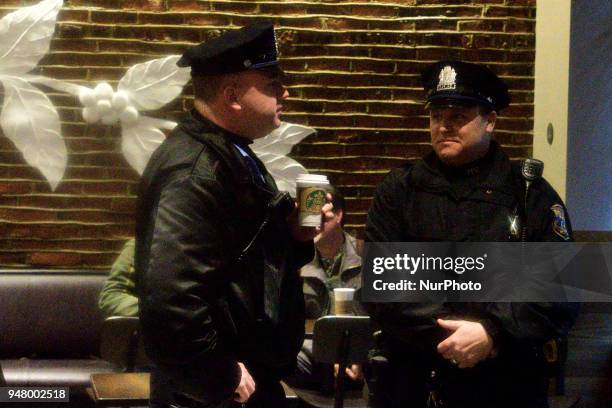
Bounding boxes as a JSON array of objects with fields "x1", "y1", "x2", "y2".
[
  {"x1": 551, "y1": 204, "x2": 570, "y2": 240},
  {"x1": 508, "y1": 214, "x2": 521, "y2": 240}
]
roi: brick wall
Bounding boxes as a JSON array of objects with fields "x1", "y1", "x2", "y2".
[{"x1": 0, "y1": 0, "x2": 536, "y2": 269}]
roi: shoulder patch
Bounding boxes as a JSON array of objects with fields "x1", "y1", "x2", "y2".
[{"x1": 551, "y1": 204, "x2": 570, "y2": 241}]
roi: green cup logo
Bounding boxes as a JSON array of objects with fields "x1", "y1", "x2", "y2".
[{"x1": 304, "y1": 189, "x2": 326, "y2": 213}]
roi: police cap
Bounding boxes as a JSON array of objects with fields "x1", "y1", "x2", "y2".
[
  {"x1": 177, "y1": 22, "x2": 279, "y2": 76},
  {"x1": 421, "y1": 60, "x2": 510, "y2": 111}
]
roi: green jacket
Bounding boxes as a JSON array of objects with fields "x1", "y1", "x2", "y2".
[{"x1": 98, "y1": 239, "x2": 138, "y2": 317}]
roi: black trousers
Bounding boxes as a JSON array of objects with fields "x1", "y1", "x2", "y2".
[{"x1": 373, "y1": 345, "x2": 549, "y2": 408}]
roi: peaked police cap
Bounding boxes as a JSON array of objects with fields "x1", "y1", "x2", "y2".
[
  {"x1": 177, "y1": 22, "x2": 279, "y2": 76},
  {"x1": 421, "y1": 60, "x2": 510, "y2": 111}
]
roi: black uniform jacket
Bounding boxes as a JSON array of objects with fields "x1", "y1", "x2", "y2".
[
  {"x1": 366, "y1": 141, "x2": 577, "y2": 356},
  {"x1": 135, "y1": 110, "x2": 312, "y2": 405}
]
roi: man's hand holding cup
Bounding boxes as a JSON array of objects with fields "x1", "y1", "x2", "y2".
[{"x1": 289, "y1": 174, "x2": 334, "y2": 241}]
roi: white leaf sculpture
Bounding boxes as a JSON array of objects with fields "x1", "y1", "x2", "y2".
[
  {"x1": 121, "y1": 117, "x2": 168, "y2": 175},
  {"x1": 40, "y1": 56, "x2": 191, "y2": 175},
  {"x1": 25, "y1": 74, "x2": 88, "y2": 96},
  {"x1": 0, "y1": 76, "x2": 66, "y2": 190},
  {"x1": 118, "y1": 56, "x2": 191, "y2": 111},
  {"x1": 252, "y1": 122, "x2": 316, "y2": 196},
  {"x1": 0, "y1": 0, "x2": 63, "y2": 75},
  {"x1": 256, "y1": 152, "x2": 309, "y2": 196},
  {"x1": 115, "y1": 56, "x2": 189, "y2": 174},
  {"x1": 26, "y1": 55, "x2": 188, "y2": 176},
  {"x1": 252, "y1": 122, "x2": 316, "y2": 156},
  {"x1": 0, "y1": 0, "x2": 312, "y2": 189}
]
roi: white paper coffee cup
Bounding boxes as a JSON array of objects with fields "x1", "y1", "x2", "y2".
[
  {"x1": 333, "y1": 287, "x2": 355, "y2": 316},
  {"x1": 296, "y1": 174, "x2": 330, "y2": 227}
]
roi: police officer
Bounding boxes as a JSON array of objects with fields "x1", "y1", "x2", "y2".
[
  {"x1": 365, "y1": 60, "x2": 578, "y2": 408},
  {"x1": 135, "y1": 23, "x2": 332, "y2": 408}
]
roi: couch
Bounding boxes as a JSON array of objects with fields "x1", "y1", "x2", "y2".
[{"x1": 0, "y1": 269, "x2": 118, "y2": 403}]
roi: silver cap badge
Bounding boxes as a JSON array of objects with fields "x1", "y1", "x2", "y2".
[{"x1": 437, "y1": 65, "x2": 457, "y2": 91}]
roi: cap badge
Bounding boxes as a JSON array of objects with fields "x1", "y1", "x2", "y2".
[{"x1": 437, "y1": 65, "x2": 457, "y2": 91}]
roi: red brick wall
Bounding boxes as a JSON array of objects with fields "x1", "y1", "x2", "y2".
[{"x1": 0, "y1": 0, "x2": 536, "y2": 269}]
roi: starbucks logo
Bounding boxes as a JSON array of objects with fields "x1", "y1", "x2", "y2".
[{"x1": 305, "y1": 190, "x2": 326, "y2": 211}]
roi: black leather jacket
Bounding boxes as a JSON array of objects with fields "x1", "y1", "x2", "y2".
[
  {"x1": 366, "y1": 141, "x2": 577, "y2": 346},
  {"x1": 365, "y1": 142, "x2": 579, "y2": 407},
  {"x1": 135, "y1": 110, "x2": 312, "y2": 405}
]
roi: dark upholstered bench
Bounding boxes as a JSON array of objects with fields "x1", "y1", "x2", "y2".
[{"x1": 0, "y1": 270, "x2": 118, "y2": 398}]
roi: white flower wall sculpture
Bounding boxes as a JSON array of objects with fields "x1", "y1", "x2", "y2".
[
  {"x1": 252, "y1": 123, "x2": 314, "y2": 196},
  {"x1": 0, "y1": 0, "x2": 313, "y2": 193},
  {"x1": 74, "y1": 56, "x2": 190, "y2": 174},
  {"x1": 0, "y1": 0, "x2": 66, "y2": 190}
]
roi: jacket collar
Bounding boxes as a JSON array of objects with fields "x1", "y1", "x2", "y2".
[
  {"x1": 178, "y1": 108, "x2": 255, "y2": 148},
  {"x1": 301, "y1": 232, "x2": 361, "y2": 281},
  {"x1": 177, "y1": 109, "x2": 277, "y2": 194}
]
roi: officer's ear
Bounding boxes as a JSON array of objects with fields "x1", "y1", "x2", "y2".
[
  {"x1": 220, "y1": 74, "x2": 243, "y2": 112},
  {"x1": 485, "y1": 110, "x2": 497, "y2": 133},
  {"x1": 222, "y1": 84, "x2": 241, "y2": 112}
]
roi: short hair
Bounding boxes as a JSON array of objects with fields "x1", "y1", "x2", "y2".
[
  {"x1": 192, "y1": 74, "x2": 234, "y2": 103},
  {"x1": 329, "y1": 186, "x2": 346, "y2": 226}
]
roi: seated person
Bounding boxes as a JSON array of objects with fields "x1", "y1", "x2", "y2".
[
  {"x1": 301, "y1": 187, "x2": 362, "y2": 317},
  {"x1": 288, "y1": 187, "x2": 365, "y2": 389},
  {"x1": 98, "y1": 239, "x2": 137, "y2": 317}
]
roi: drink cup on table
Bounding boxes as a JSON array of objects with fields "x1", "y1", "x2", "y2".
[
  {"x1": 333, "y1": 288, "x2": 355, "y2": 316},
  {"x1": 296, "y1": 174, "x2": 330, "y2": 227}
]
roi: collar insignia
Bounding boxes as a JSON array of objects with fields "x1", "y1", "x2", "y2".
[{"x1": 437, "y1": 65, "x2": 457, "y2": 91}]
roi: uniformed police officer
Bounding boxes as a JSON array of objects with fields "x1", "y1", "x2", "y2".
[
  {"x1": 135, "y1": 23, "x2": 333, "y2": 408},
  {"x1": 365, "y1": 60, "x2": 578, "y2": 408}
]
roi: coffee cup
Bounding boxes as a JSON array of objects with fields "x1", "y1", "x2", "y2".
[
  {"x1": 296, "y1": 174, "x2": 330, "y2": 227},
  {"x1": 333, "y1": 288, "x2": 355, "y2": 316}
]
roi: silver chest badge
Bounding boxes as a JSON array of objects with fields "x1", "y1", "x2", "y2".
[{"x1": 508, "y1": 214, "x2": 521, "y2": 240}]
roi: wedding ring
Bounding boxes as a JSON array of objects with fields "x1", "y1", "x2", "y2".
[{"x1": 451, "y1": 358, "x2": 458, "y2": 365}]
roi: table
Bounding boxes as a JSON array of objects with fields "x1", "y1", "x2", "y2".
[{"x1": 89, "y1": 372, "x2": 150, "y2": 407}]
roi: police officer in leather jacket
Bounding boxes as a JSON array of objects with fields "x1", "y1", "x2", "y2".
[
  {"x1": 365, "y1": 61, "x2": 578, "y2": 408},
  {"x1": 135, "y1": 23, "x2": 332, "y2": 408}
]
